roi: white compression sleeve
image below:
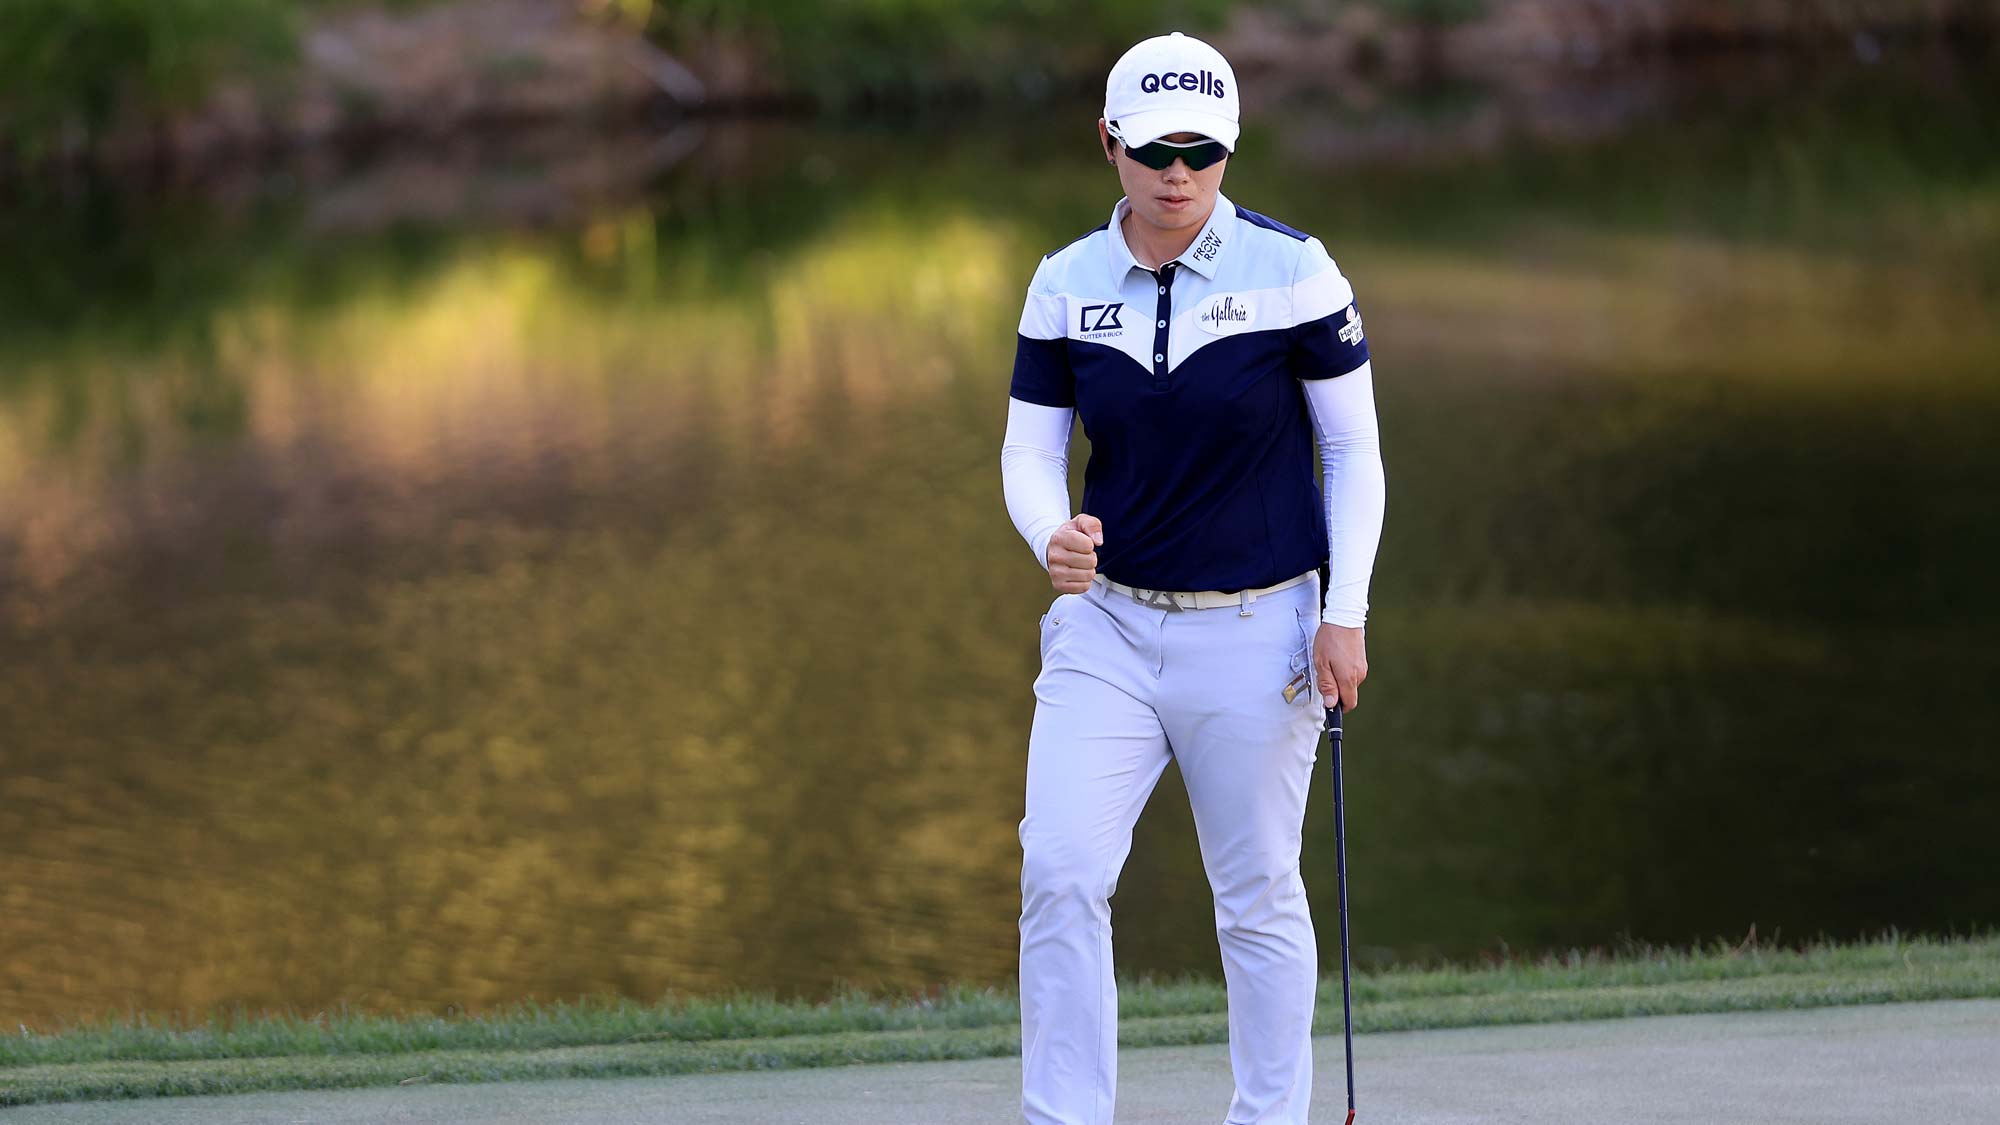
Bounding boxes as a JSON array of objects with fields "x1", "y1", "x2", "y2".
[
  {"x1": 1001, "y1": 397, "x2": 1077, "y2": 570},
  {"x1": 1302, "y1": 363, "x2": 1386, "y2": 628}
]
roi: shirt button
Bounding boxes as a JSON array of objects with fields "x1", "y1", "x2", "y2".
[
  {"x1": 1156, "y1": 319, "x2": 1166, "y2": 328},
  {"x1": 1157, "y1": 285, "x2": 1166, "y2": 294},
  {"x1": 1154, "y1": 353, "x2": 1165, "y2": 362}
]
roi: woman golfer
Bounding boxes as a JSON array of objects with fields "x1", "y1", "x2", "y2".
[{"x1": 1001, "y1": 31, "x2": 1385, "y2": 1125}]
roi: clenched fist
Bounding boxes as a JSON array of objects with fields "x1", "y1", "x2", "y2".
[
  {"x1": 1314, "y1": 623, "x2": 1369, "y2": 712},
  {"x1": 1046, "y1": 514, "x2": 1104, "y2": 594}
]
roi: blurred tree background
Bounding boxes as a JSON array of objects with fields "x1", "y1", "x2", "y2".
[
  {"x1": 0, "y1": 0, "x2": 1226, "y2": 156},
  {"x1": 0, "y1": 0, "x2": 301, "y2": 142},
  {"x1": 3, "y1": 0, "x2": 1990, "y2": 164}
]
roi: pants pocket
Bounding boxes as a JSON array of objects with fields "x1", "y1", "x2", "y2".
[
  {"x1": 1288, "y1": 607, "x2": 1315, "y2": 706},
  {"x1": 1038, "y1": 595, "x2": 1069, "y2": 664}
]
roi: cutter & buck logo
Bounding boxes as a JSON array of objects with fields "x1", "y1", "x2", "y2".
[{"x1": 1078, "y1": 302, "x2": 1125, "y2": 340}]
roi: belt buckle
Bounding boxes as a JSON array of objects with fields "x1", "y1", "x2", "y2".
[{"x1": 1132, "y1": 586, "x2": 1186, "y2": 612}]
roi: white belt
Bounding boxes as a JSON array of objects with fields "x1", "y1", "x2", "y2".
[{"x1": 1096, "y1": 571, "x2": 1314, "y2": 615}]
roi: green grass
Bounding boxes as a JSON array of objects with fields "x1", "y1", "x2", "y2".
[{"x1": 2, "y1": 930, "x2": 1996, "y2": 1106}]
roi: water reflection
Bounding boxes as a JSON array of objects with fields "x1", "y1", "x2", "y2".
[{"x1": 2, "y1": 59, "x2": 1997, "y2": 1029}]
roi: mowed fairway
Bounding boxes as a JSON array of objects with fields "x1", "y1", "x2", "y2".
[
  {"x1": 5, "y1": 999, "x2": 1997, "y2": 1123},
  {"x1": 2, "y1": 934, "x2": 1995, "y2": 1110}
]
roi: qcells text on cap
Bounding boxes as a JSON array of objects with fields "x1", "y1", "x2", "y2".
[{"x1": 1138, "y1": 71, "x2": 1226, "y2": 97}]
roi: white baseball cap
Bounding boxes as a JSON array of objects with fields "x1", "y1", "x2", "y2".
[{"x1": 1103, "y1": 31, "x2": 1241, "y2": 152}]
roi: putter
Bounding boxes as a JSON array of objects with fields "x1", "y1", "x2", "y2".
[{"x1": 1326, "y1": 703, "x2": 1357, "y2": 1125}]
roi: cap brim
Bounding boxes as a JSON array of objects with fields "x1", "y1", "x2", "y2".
[{"x1": 1114, "y1": 108, "x2": 1239, "y2": 152}]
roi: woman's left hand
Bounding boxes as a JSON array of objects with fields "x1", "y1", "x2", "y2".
[{"x1": 1314, "y1": 623, "x2": 1368, "y2": 712}]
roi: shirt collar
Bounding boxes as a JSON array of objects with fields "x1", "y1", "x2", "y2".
[{"x1": 1105, "y1": 191, "x2": 1235, "y2": 283}]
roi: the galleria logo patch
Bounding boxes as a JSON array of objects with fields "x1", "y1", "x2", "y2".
[
  {"x1": 1197, "y1": 294, "x2": 1254, "y2": 335},
  {"x1": 1337, "y1": 303, "x2": 1365, "y2": 345}
]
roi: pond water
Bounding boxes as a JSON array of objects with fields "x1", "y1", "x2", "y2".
[{"x1": 2, "y1": 56, "x2": 1997, "y2": 1029}]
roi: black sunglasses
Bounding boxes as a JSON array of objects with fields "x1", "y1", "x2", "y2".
[{"x1": 1107, "y1": 124, "x2": 1229, "y2": 172}]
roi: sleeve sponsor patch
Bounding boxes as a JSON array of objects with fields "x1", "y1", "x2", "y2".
[{"x1": 1294, "y1": 300, "x2": 1369, "y2": 380}]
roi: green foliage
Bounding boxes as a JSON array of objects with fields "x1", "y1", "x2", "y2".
[
  {"x1": 0, "y1": 0, "x2": 298, "y2": 152},
  {"x1": 651, "y1": 0, "x2": 1236, "y2": 103},
  {"x1": 0, "y1": 0, "x2": 1236, "y2": 151},
  {"x1": 1377, "y1": 0, "x2": 1487, "y2": 23}
]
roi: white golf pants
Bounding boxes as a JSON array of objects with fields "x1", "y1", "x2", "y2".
[{"x1": 1020, "y1": 573, "x2": 1325, "y2": 1125}]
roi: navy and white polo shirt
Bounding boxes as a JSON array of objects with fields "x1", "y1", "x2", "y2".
[{"x1": 1010, "y1": 191, "x2": 1370, "y2": 593}]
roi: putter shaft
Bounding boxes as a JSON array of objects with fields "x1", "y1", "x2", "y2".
[{"x1": 1328, "y1": 704, "x2": 1356, "y2": 1122}]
